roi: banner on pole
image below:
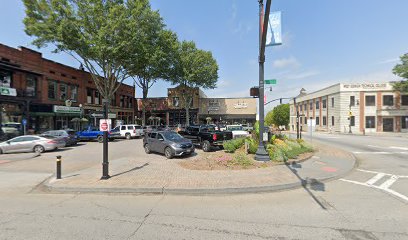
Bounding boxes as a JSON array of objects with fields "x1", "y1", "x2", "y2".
[{"x1": 266, "y1": 11, "x2": 282, "y2": 47}]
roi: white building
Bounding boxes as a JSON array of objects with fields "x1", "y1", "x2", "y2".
[{"x1": 289, "y1": 83, "x2": 408, "y2": 134}]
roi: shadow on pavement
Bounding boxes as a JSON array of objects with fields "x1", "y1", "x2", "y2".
[
  {"x1": 285, "y1": 162, "x2": 327, "y2": 210},
  {"x1": 110, "y1": 162, "x2": 149, "y2": 178}
]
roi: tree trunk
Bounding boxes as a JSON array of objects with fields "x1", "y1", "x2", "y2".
[
  {"x1": 142, "y1": 88, "x2": 148, "y2": 126},
  {"x1": 185, "y1": 106, "x2": 190, "y2": 126}
]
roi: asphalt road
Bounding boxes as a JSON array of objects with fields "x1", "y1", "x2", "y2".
[{"x1": 0, "y1": 135, "x2": 407, "y2": 239}]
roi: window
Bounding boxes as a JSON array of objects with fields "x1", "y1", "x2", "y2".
[
  {"x1": 402, "y1": 116, "x2": 408, "y2": 129},
  {"x1": 59, "y1": 83, "x2": 67, "y2": 101},
  {"x1": 350, "y1": 116, "x2": 355, "y2": 126},
  {"x1": 365, "y1": 116, "x2": 375, "y2": 128},
  {"x1": 310, "y1": 102, "x2": 313, "y2": 110},
  {"x1": 322, "y1": 99, "x2": 327, "y2": 109},
  {"x1": 26, "y1": 75, "x2": 36, "y2": 97},
  {"x1": 95, "y1": 91, "x2": 100, "y2": 105},
  {"x1": 323, "y1": 116, "x2": 327, "y2": 126},
  {"x1": 158, "y1": 134, "x2": 164, "y2": 140},
  {"x1": 350, "y1": 96, "x2": 355, "y2": 106},
  {"x1": 121, "y1": 126, "x2": 126, "y2": 130},
  {"x1": 365, "y1": 96, "x2": 375, "y2": 106},
  {"x1": 331, "y1": 97, "x2": 334, "y2": 107},
  {"x1": 383, "y1": 95, "x2": 394, "y2": 106},
  {"x1": 111, "y1": 94, "x2": 117, "y2": 106},
  {"x1": 304, "y1": 104, "x2": 307, "y2": 112},
  {"x1": 70, "y1": 85, "x2": 78, "y2": 101},
  {"x1": 127, "y1": 126, "x2": 133, "y2": 130},
  {"x1": 129, "y1": 98, "x2": 133, "y2": 108},
  {"x1": 316, "y1": 117, "x2": 320, "y2": 125},
  {"x1": 402, "y1": 95, "x2": 408, "y2": 106},
  {"x1": 173, "y1": 97, "x2": 179, "y2": 107},
  {"x1": 120, "y1": 95, "x2": 124, "y2": 107},
  {"x1": 331, "y1": 116, "x2": 334, "y2": 126},
  {"x1": 300, "y1": 105, "x2": 303, "y2": 111},
  {"x1": 304, "y1": 117, "x2": 307, "y2": 124},
  {"x1": 316, "y1": 100, "x2": 320, "y2": 110},
  {"x1": 87, "y1": 88, "x2": 93, "y2": 104},
  {"x1": 48, "y1": 81, "x2": 56, "y2": 99},
  {"x1": 150, "y1": 132, "x2": 157, "y2": 139},
  {"x1": 0, "y1": 70, "x2": 12, "y2": 87}
]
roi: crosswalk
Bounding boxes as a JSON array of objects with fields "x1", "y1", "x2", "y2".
[
  {"x1": 352, "y1": 145, "x2": 408, "y2": 155},
  {"x1": 340, "y1": 169, "x2": 408, "y2": 202}
]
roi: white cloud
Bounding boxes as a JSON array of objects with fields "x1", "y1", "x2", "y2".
[
  {"x1": 217, "y1": 80, "x2": 231, "y2": 88},
  {"x1": 272, "y1": 56, "x2": 300, "y2": 69},
  {"x1": 285, "y1": 70, "x2": 320, "y2": 80}
]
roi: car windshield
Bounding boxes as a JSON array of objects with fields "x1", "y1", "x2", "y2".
[
  {"x1": 163, "y1": 132, "x2": 183, "y2": 141},
  {"x1": 228, "y1": 126, "x2": 243, "y2": 131},
  {"x1": 201, "y1": 126, "x2": 216, "y2": 132}
]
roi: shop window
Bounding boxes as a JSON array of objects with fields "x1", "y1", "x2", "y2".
[
  {"x1": 402, "y1": 116, "x2": 408, "y2": 129},
  {"x1": 365, "y1": 96, "x2": 375, "y2": 106},
  {"x1": 48, "y1": 81, "x2": 57, "y2": 99},
  {"x1": 350, "y1": 96, "x2": 355, "y2": 106},
  {"x1": 316, "y1": 117, "x2": 320, "y2": 125},
  {"x1": 323, "y1": 116, "x2": 327, "y2": 126},
  {"x1": 173, "y1": 97, "x2": 179, "y2": 107},
  {"x1": 365, "y1": 116, "x2": 375, "y2": 128},
  {"x1": 70, "y1": 85, "x2": 78, "y2": 101},
  {"x1": 316, "y1": 100, "x2": 320, "y2": 110},
  {"x1": 26, "y1": 75, "x2": 36, "y2": 97},
  {"x1": 401, "y1": 95, "x2": 408, "y2": 106},
  {"x1": 350, "y1": 116, "x2": 355, "y2": 126},
  {"x1": 383, "y1": 95, "x2": 394, "y2": 106},
  {"x1": 59, "y1": 84, "x2": 67, "y2": 101},
  {"x1": 322, "y1": 99, "x2": 327, "y2": 109},
  {"x1": 87, "y1": 88, "x2": 93, "y2": 104}
]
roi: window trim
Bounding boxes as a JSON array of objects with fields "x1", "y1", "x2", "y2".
[{"x1": 48, "y1": 80, "x2": 57, "y2": 100}]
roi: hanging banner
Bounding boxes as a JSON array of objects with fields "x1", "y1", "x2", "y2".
[{"x1": 266, "y1": 11, "x2": 282, "y2": 46}]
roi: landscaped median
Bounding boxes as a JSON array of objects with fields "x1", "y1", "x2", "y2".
[{"x1": 179, "y1": 135, "x2": 314, "y2": 170}]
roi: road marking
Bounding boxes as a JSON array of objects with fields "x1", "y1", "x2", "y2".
[
  {"x1": 353, "y1": 152, "x2": 393, "y2": 154},
  {"x1": 367, "y1": 145, "x2": 385, "y2": 149},
  {"x1": 379, "y1": 175, "x2": 399, "y2": 189},
  {"x1": 366, "y1": 173, "x2": 385, "y2": 185},
  {"x1": 390, "y1": 146, "x2": 408, "y2": 151},
  {"x1": 357, "y1": 169, "x2": 408, "y2": 178}
]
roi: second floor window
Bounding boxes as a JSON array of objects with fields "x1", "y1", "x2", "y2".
[
  {"x1": 173, "y1": 97, "x2": 180, "y2": 107},
  {"x1": 310, "y1": 102, "x2": 313, "y2": 110},
  {"x1": 0, "y1": 70, "x2": 12, "y2": 88},
  {"x1": 70, "y1": 85, "x2": 78, "y2": 101},
  {"x1": 59, "y1": 83, "x2": 67, "y2": 101},
  {"x1": 316, "y1": 100, "x2": 320, "y2": 110},
  {"x1": 331, "y1": 97, "x2": 334, "y2": 107},
  {"x1": 402, "y1": 95, "x2": 408, "y2": 106},
  {"x1": 322, "y1": 99, "x2": 327, "y2": 109},
  {"x1": 350, "y1": 96, "x2": 355, "y2": 106},
  {"x1": 383, "y1": 95, "x2": 394, "y2": 106},
  {"x1": 87, "y1": 88, "x2": 93, "y2": 104},
  {"x1": 95, "y1": 91, "x2": 100, "y2": 105},
  {"x1": 365, "y1": 95, "x2": 376, "y2": 106},
  {"x1": 26, "y1": 75, "x2": 36, "y2": 97},
  {"x1": 48, "y1": 81, "x2": 56, "y2": 99}
]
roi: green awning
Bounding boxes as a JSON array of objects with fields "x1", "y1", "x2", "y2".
[{"x1": 29, "y1": 112, "x2": 55, "y2": 116}]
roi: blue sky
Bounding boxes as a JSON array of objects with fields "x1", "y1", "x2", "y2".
[{"x1": 1, "y1": 0, "x2": 407, "y2": 111}]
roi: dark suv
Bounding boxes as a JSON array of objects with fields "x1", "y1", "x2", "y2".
[{"x1": 143, "y1": 131, "x2": 194, "y2": 159}]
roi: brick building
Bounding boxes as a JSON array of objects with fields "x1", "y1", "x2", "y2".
[
  {"x1": 289, "y1": 83, "x2": 408, "y2": 134},
  {"x1": 0, "y1": 43, "x2": 135, "y2": 135}
]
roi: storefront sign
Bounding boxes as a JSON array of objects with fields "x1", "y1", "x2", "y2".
[
  {"x1": 53, "y1": 105, "x2": 81, "y2": 114},
  {"x1": 0, "y1": 87, "x2": 17, "y2": 96},
  {"x1": 234, "y1": 102, "x2": 248, "y2": 109},
  {"x1": 91, "y1": 113, "x2": 117, "y2": 119},
  {"x1": 342, "y1": 83, "x2": 389, "y2": 90},
  {"x1": 208, "y1": 107, "x2": 219, "y2": 111}
]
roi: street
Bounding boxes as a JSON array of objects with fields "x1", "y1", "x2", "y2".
[{"x1": 0, "y1": 135, "x2": 407, "y2": 239}]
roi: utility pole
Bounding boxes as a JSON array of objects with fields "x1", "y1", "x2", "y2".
[
  {"x1": 255, "y1": 0, "x2": 272, "y2": 161},
  {"x1": 294, "y1": 97, "x2": 299, "y2": 139},
  {"x1": 101, "y1": 99, "x2": 110, "y2": 180}
]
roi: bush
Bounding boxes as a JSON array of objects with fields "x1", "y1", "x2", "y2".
[
  {"x1": 245, "y1": 138, "x2": 258, "y2": 154},
  {"x1": 223, "y1": 138, "x2": 246, "y2": 153},
  {"x1": 233, "y1": 153, "x2": 253, "y2": 168},
  {"x1": 267, "y1": 139, "x2": 313, "y2": 162}
]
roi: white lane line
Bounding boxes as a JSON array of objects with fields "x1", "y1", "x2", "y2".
[
  {"x1": 339, "y1": 178, "x2": 408, "y2": 202},
  {"x1": 353, "y1": 152, "x2": 393, "y2": 154},
  {"x1": 366, "y1": 173, "x2": 385, "y2": 185},
  {"x1": 367, "y1": 145, "x2": 385, "y2": 149},
  {"x1": 390, "y1": 146, "x2": 408, "y2": 151},
  {"x1": 379, "y1": 175, "x2": 399, "y2": 189},
  {"x1": 357, "y1": 169, "x2": 408, "y2": 178}
]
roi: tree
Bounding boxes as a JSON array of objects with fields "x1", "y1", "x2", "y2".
[
  {"x1": 171, "y1": 41, "x2": 219, "y2": 126},
  {"x1": 272, "y1": 104, "x2": 290, "y2": 128},
  {"x1": 265, "y1": 110, "x2": 274, "y2": 127},
  {"x1": 392, "y1": 53, "x2": 408, "y2": 92},
  {"x1": 127, "y1": 29, "x2": 179, "y2": 126}
]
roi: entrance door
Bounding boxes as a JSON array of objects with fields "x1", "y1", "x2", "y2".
[{"x1": 383, "y1": 118, "x2": 394, "y2": 132}]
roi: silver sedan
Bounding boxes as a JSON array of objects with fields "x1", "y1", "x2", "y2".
[{"x1": 0, "y1": 135, "x2": 65, "y2": 154}]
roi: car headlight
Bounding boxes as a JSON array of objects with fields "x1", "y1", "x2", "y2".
[{"x1": 171, "y1": 143, "x2": 182, "y2": 148}]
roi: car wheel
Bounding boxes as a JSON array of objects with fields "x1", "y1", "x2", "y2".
[
  {"x1": 202, "y1": 141, "x2": 211, "y2": 152},
  {"x1": 97, "y1": 135, "x2": 103, "y2": 143},
  {"x1": 125, "y1": 133, "x2": 131, "y2": 140},
  {"x1": 144, "y1": 144, "x2": 151, "y2": 154},
  {"x1": 33, "y1": 145, "x2": 45, "y2": 153},
  {"x1": 164, "y1": 147, "x2": 174, "y2": 159}
]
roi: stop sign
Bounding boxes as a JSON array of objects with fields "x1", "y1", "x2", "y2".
[
  {"x1": 99, "y1": 119, "x2": 111, "y2": 131},
  {"x1": 101, "y1": 122, "x2": 108, "y2": 131}
]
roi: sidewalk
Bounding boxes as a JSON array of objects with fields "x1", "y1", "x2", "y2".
[{"x1": 42, "y1": 142, "x2": 356, "y2": 195}]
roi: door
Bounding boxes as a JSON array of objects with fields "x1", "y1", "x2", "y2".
[
  {"x1": 148, "y1": 132, "x2": 158, "y2": 152},
  {"x1": 2, "y1": 137, "x2": 25, "y2": 153},
  {"x1": 383, "y1": 118, "x2": 394, "y2": 132},
  {"x1": 156, "y1": 133, "x2": 166, "y2": 153}
]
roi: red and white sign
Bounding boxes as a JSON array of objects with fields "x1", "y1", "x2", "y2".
[{"x1": 99, "y1": 119, "x2": 112, "y2": 132}]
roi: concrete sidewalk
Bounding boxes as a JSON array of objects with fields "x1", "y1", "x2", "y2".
[{"x1": 42, "y1": 143, "x2": 356, "y2": 195}]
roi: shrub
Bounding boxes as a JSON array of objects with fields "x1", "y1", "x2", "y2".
[
  {"x1": 245, "y1": 138, "x2": 258, "y2": 154},
  {"x1": 267, "y1": 144, "x2": 286, "y2": 162},
  {"x1": 233, "y1": 137, "x2": 246, "y2": 149},
  {"x1": 223, "y1": 138, "x2": 246, "y2": 153},
  {"x1": 233, "y1": 153, "x2": 253, "y2": 168}
]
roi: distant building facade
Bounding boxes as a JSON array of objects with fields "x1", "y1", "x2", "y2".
[{"x1": 289, "y1": 83, "x2": 408, "y2": 133}]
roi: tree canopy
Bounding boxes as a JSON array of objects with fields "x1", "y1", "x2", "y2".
[
  {"x1": 271, "y1": 104, "x2": 290, "y2": 127},
  {"x1": 265, "y1": 110, "x2": 274, "y2": 127},
  {"x1": 392, "y1": 53, "x2": 408, "y2": 92},
  {"x1": 23, "y1": 0, "x2": 162, "y2": 100}
]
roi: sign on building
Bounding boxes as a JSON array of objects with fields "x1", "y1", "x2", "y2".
[
  {"x1": 0, "y1": 87, "x2": 17, "y2": 96},
  {"x1": 53, "y1": 105, "x2": 81, "y2": 114}
]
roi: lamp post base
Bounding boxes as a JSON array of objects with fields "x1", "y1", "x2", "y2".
[{"x1": 255, "y1": 145, "x2": 270, "y2": 161}]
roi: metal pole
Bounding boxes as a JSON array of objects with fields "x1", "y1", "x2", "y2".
[
  {"x1": 255, "y1": 0, "x2": 271, "y2": 161},
  {"x1": 56, "y1": 155, "x2": 62, "y2": 179},
  {"x1": 294, "y1": 98, "x2": 299, "y2": 139},
  {"x1": 101, "y1": 99, "x2": 110, "y2": 179},
  {"x1": 348, "y1": 104, "x2": 352, "y2": 134}
]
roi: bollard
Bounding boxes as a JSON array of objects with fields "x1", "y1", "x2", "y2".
[{"x1": 56, "y1": 155, "x2": 62, "y2": 179}]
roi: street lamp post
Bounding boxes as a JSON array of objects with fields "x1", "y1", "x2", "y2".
[
  {"x1": 101, "y1": 99, "x2": 110, "y2": 180},
  {"x1": 255, "y1": 0, "x2": 272, "y2": 161},
  {"x1": 349, "y1": 104, "x2": 352, "y2": 134}
]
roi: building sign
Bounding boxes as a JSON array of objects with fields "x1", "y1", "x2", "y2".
[
  {"x1": 0, "y1": 87, "x2": 17, "y2": 96},
  {"x1": 53, "y1": 105, "x2": 81, "y2": 114},
  {"x1": 234, "y1": 102, "x2": 248, "y2": 109},
  {"x1": 91, "y1": 113, "x2": 117, "y2": 119},
  {"x1": 342, "y1": 83, "x2": 389, "y2": 91},
  {"x1": 208, "y1": 106, "x2": 220, "y2": 111}
]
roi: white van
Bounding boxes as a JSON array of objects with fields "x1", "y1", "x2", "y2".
[{"x1": 111, "y1": 125, "x2": 144, "y2": 139}]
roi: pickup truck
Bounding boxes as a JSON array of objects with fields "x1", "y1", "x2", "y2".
[
  {"x1": 178, "y1": 125, "x2": 233, "y2": 152},
  {"x1": 77, "y1": 126, "x2": 119, "y2": 143}
]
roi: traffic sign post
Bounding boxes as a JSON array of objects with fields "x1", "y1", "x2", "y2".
[
  {"x1": 22, "y1": 119, "x2": 27, "y2": 135},
  {"x1": 99, "y1": 119, "x2": 111, "y2": 132}
]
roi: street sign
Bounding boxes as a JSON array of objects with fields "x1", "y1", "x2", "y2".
[
  {"x1": 99, "y1": 119, "x2": 112, "y2": 132},
  {"x1": 22, "y1": 119, "x2": 27, "y2": 126},
  {"x1": 265, "y1": 79, "x2": 277, "y2": 84}
]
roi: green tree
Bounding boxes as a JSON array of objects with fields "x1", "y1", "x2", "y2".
[
  {"x1": 392, "y1": 53, "x2": 408, "y2": 92},
  {"x1": 265, "y1": 110, "x2": 274, "y2": 127},
  {"x1": 23, "y1": 0, "x2": 161, "y2": 102},
  {"x1": 272, "y1": 104, "x2": 290, "y2": 128},
  {"x1": 171, "y1": 41, "x2": 219, "y2": 125}
]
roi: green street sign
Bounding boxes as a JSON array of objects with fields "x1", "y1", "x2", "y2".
[{"x1": 265, "y1": 79, "x2": 277, "y2": 85}]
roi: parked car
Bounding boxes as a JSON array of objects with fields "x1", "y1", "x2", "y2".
[
  {"x1": 1, "y1": 122, "x2": 21, "y2": 135},
  {"x1": 143, "y1": 131, "x2": 194, "y2": 159},
  {"x1": 0, "y1": 135, "x2": 65, "y2": 154},
  {"x1": 40, "y1": 129, "x2": 78, "y2": 146},
  {"x1": 143, "y1": 125, "x2": 156, "y2": 134},
  {"x1": 218, "y1": 124, "x2": 227, "y2": 131},
  {"x1": 111, "y1": 124, "x2": 144, "y2": 140},
  {"x1": 241, "y1": 124, "x2": 254, "y2": 132},
  {"x1": 178, "y1": 125, "x2": 233, "y2": 152},
  {"x1": 225, "y1": 125, "x2": 251, "y2": 139},
  {"x1": 76, "y1": 126, "x2": 119, "y2": 143}
]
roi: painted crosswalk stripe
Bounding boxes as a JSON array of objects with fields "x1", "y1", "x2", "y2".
[
  {"x1": 390, "y1": 146, "x2": 408, "y2": 151},
  {"x1": 366, "y1": 173, "x2": 385, "y2": 185},
  {"x1": 379, "y1": 175, "x2": 398, "y2": 189}
]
